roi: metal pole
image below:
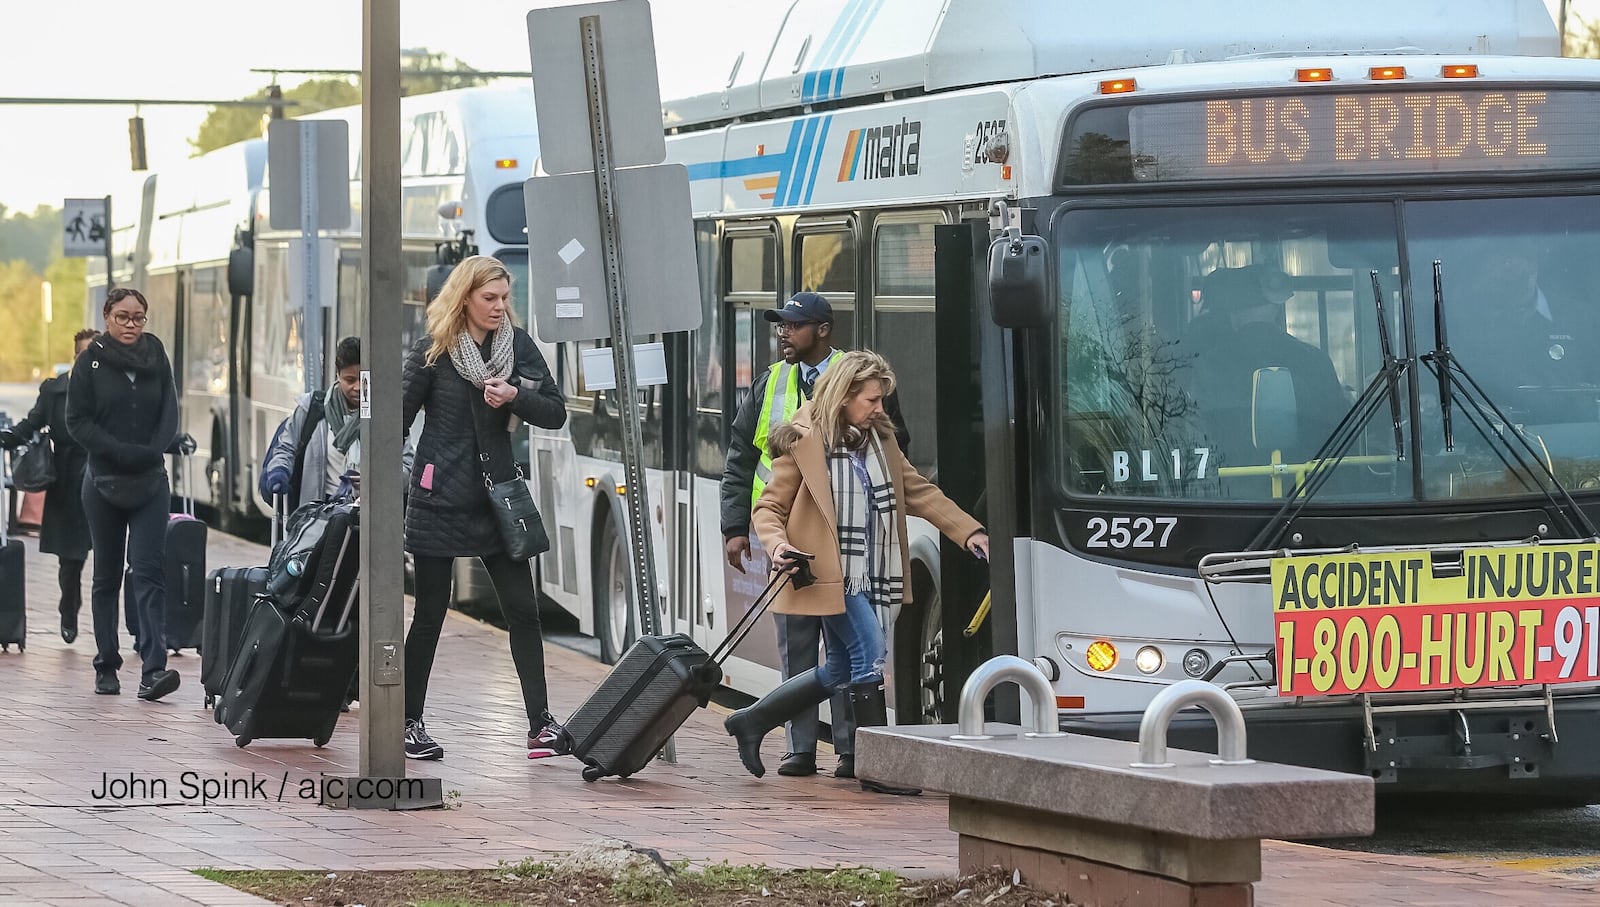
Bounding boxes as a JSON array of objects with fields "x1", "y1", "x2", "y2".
[
  {"x1": 300, "y1": 121, "x2": 324, "y2": 394},
  {"x1": 357, "y1": 0, "x2": 409, "y2": 787},
  {"x1": 578, "y1": 15, "x2": 660, "y2": 639},
  {"x1": 1560, "y1": 0, "x2": 1571, "y2": 56},
  {"x1": 103, "y1": 195, "x2": 114, "y2": 296}
]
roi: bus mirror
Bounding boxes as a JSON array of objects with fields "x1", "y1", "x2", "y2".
[
  {"x1": 1251, "y1": 367, "x2": 1300, "y2": 455},
  {"x1": 227, "y1": 246, "x2": 254, "y2": 298},
  {"x1": 425, "y1": 264, "x2": 453, "y2": 304},
  {"x1": 989, "y1": 235, "x2": 1051, "y2": 328}
]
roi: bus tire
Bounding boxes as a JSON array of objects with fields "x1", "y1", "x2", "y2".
[
  {"x1": 593, "y1": 513, "x2": 635, "y2": 665},
  {"x1": 894, "y1": 566, "x2": 944, "y2": 724},
  {"x1": 206, "y1": 422, "x2": 240, "y2": 534}
]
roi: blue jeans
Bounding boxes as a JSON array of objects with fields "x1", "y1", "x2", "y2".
[
  {"x1": 816, "y1": 591, "x2": 886, "y2": 691},
  {"x1": 81, "y1": 472, "x2": 170, "y2": 685}
]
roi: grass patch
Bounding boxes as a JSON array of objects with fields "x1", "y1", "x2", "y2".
[{"x1": 192, "y1": 862, "x2": 1067, "y2": 906}]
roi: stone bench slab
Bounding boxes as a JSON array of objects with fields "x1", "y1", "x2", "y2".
[{"x1": 858, "y1": 723, "x2": 1374, "y2": 841}]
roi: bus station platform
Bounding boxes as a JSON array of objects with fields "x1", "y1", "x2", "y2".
[{"x1": 0, "y1": 529, "x2": 1597, "y2": 905}]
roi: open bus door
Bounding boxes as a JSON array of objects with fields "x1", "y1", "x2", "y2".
[{"x1": 891, "y1": 217, "x2": 1022, "y2": 723}]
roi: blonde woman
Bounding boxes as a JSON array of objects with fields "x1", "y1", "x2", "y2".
[
  {"x1": 401, "y1": 256, "x2": 567, "y2": 761},
  {"x1": 727, "y1": 350, "x2": 989, "y2": 794}
]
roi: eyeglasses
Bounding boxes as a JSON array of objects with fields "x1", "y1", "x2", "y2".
[
  {"x1": 110, "y1": 312, "x2": 148, "y2": 327},
  {"x1": 774, "y1": 321, "x2": 818, "y2": 335}
]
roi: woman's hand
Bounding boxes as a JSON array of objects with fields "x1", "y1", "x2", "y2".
[
  {"x1": 966, "y1": 532, "x2": 990, "y2": 561},
  {"x1": 770, "y1": 540, "x2": 812, "y2": 575},
  {"x1": 483, "y1": 377, "x2": 519, "y2": 409}
]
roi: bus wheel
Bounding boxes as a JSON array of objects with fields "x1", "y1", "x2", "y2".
[
  {"x1": 206, "y1": 452, "x2": 239, "y2": 534},
  {"x1": 593, "y1": 517, "x2": 635, "y2": 665}
]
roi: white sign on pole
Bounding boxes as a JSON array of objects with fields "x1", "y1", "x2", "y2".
[
  {"x1": 526, "y1": 0, "x2": 666, "y2": 175},
  {"x1": 267, "y1": 120, "x2": 352, "y2": 231},
  {"x1": 579, "y1": 342, "x2": 669, "y2": 391},
  {"x1": 62, "y1": 198, "x2": 109, "y2": 257},
  {"x1": 524, "y1": 163, "x2": 703, "y2": 341}
]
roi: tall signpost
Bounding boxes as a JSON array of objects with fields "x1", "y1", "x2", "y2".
[
  {"x1": 320, "y1": 0, "x2": 439, "y2": 810},
  {"x1": 526, "y1": 0, "x2": 701, "y2": 639}
]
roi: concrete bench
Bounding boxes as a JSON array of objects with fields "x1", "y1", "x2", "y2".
[{"x1": 858, "y1": 657, "x2": 1373, "y2": 907}]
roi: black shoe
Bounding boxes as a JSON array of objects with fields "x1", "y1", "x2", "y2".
[
  {"x1": 95, "y1": 672, "x2": 120, "y2": 695},
  {"x1": 860, "y1": 778, "x2": 922, "y2": 796},
  {"x1": 137, "y1": 670, "x2": 180, "y2": 701},
  {"x1": 60, "y1": 611, "x2": 78, "y2": 644},
  {"x1": 405, "y1": 718, "x2": 444, "y2": 760},
  {"x1": 834, "y1": 755, "x2": 855, "y2": 779},
  {"x1": 778, "y1": 752, "x2": 817, "y2": 777}
]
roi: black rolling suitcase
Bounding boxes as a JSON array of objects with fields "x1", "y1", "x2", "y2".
[
  {"x1": 200, "y1": 497, "x2": 284, "y2": 707},
  {"x1": 161, "y1": 451, "x2": 207, "y2": 652},
  {"x1": 215, "y1": 504, "x2": 359, "y2": 748},
  {"x1": 0, "y1": 432, "x2": 26, "y2": 654},
  {"x1": 563, "y1": 557, "x2": 811, "y2": 782}
]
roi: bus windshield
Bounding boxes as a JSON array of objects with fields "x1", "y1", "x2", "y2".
[{"x1": 1054, "y1": 195, "x2": 1600, "y2": 505}]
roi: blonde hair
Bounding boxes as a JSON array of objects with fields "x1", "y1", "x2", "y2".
[
  {"x1": 424, "y1": 255, "x2": 517, "y2": 364},
  {"x1": 809, "y1": 349, "x2": 897, "y2": 451}
]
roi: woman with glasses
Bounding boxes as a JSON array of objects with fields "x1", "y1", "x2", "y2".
[{"x1": 64, "y1": 288, "x2": 182, "y2": 701}]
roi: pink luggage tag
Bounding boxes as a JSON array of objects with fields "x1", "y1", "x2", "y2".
[{"x1": 420, "y1": 463, "x2": 435, "y2": 490}]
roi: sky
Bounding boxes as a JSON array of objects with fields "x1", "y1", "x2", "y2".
[
  {"x1": 0, "y1": 0, "x2": 759, "y2": 213},
  {"x1": 0, "y1": 0, "x2": 1594, "y2": 214}
]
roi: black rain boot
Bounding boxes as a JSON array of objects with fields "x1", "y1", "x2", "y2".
[
  {"x1": 849, "y1": 680, "x2": 922, "y2": 796},
  {"x1": 59, "y1": 559, "x2": 83, "y2": 644},
  {"x1": 724, "y1": 669, "x2": 832, "y2": 778}
]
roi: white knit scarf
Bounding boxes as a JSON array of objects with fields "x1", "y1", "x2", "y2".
[
  {"x1": 829, "y1": 431, "x2": 903, "y2": 607},
  {"x1": 447, "y1": 323, "x2": 515, "y2": 388}
]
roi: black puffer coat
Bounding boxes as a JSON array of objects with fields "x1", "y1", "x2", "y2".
[{"x1": 402, "y1": 328, "x2": 565, "y2": 557}]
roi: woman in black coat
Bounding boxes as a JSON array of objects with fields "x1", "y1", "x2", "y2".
[
  {"x1": 401, "y1": 255, "x2": 567, "y2": 761},
  {"x1": 64, "y1": 288, "x2": 181, "y2": 702},
  {"x1": 0, "y1": 329, "x2": 100, "y2": 643}
]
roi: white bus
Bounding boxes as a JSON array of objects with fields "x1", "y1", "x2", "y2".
[{"x1": 528, "y1": 0, "x2": 1600, "y2": 794}]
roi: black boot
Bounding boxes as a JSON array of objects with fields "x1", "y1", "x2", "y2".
[
  {"x1": 724, "y1": 669, "x2": 831, "y2": 778},
  {"x1": 59, "y1": 559, "x2": 83, "y2": 644},
  {"x1": 849, "y1": 680, "x2": 922, "y2": 796}
]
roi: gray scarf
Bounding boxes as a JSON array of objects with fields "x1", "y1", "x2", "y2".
[
  {"x1": 448, "y1": 323, "x2": 515, "y2": 388},
  {"x1": 321, "y1": 385, "x2": 361, "y2": 454}
]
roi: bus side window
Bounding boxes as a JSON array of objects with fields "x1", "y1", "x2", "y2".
[
  {"x1": 796, "y1": 229, "x2": 857, "y2": 350},
  {"x1": 872, "y1": 215, "x2": 941, "y2": 476}
]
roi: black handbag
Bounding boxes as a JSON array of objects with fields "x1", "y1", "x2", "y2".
[
  {"x1": 92, "y1": 469, "x2": 167, "y2": 510},
  {"x1": 468, "y1": 395, "x2": 550, "y2": 561},
  {"x1": 12, "y1": 431, "x2": 55, "y2": 493}
]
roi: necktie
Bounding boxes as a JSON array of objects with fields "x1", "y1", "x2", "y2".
[{"x1": 801, "y1": 366, "x2": 818, "y2": 398}]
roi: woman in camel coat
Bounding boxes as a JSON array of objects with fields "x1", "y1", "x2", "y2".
[{"x1": 725, "y1": 350, "x2": 988, "y2": 793}]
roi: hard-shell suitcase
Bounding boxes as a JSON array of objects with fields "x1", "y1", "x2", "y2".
[
  {"x1": 215, "y1": 506, "x2": 360, "y2": 748},
  {"x1": 201, "y1": 566, "x2": 268, "y2": 708},
  {"x1": 199, "y1": 497, "x2": 284, "y2": 707},
  {"x1": 162, "y1": 451, "x2": 207, "y2": 652},
  {"x1": 563, "y1": 560, "x2": 810, "y2": 782},
  {"x1": 0, "y1": 433, "x2": 26, "y2": 653}
]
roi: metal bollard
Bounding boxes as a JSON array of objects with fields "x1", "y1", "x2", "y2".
[
  {"x1": 951, "y1": 655, "x2": 1067, "y2": 740},
  {"x1": 1132, "y1": 679, "x2": 1254, "y2": 768}
]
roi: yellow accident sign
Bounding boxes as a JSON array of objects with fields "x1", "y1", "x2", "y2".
[{"x1": 1271, "y1": 544, "x2": 1600, "y2": 696}]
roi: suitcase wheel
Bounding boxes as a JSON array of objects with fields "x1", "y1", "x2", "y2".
[
  {"x1": 1, "y1": 644, "x2": 8, "y2": 653},
  {"x1": 581, "y1": 765, "x2": 605, "y2": 783},
  {"x1": 314, "y1": 734, "x2": 330, "y2": 748},
  {"x1": 204, "y1": 693, "x2": 215, "y2": 709},
  {"x1": 235, "y1": 735, "x2": 251, "y2": 748}
]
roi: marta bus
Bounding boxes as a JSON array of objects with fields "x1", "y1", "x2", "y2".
[{"x1": 526, "y1": 0, "x2": 1600, "y2": 794}]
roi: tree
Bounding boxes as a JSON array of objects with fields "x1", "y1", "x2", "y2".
[
  {"x1": 1570, "y1": 14, "x2": 1600, "y2": 58},
  {"x1": 189, "y1": 50, "x2": 491, "y2": 154},
  {"x1": 0, "y1": 205, "x2": 64, "y2": 273},
  {"x1": 0, "y1": 254, "x2": 86, "y2": 381}
]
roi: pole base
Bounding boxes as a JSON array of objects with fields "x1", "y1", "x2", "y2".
[{"x1": 319, "y1": 774, "x2": 444, "y2": 810}]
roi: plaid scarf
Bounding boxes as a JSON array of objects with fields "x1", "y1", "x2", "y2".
[{"x1": 830, "y1": 432, "x2": 903, "y2": 607}]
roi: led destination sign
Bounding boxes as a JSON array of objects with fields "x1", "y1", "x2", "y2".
[{"x1": 1062, "y1": 89, "x2": 1600, "y2": 184}]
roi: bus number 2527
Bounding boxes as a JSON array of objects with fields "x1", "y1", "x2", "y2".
[{"x1": 1085, "y1": 516, "x2": 1178, "y2": 549}]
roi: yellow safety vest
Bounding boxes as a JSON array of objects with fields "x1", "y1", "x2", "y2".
[{"x1": 751, "y1": 350, "x2": 842, "y2": 505}]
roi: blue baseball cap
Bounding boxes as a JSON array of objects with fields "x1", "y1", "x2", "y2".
[{"x1": 764, "y1": 291, "x2": 834, "y2": 324}]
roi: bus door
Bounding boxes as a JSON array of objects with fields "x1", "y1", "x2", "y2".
[{"x1": 705, "y1": 224, "x2": 784, "y2": 674}]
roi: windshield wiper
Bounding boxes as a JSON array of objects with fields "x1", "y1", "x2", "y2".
[
  {"x1": 1421, "y1": 260, "x2": 1598, "y2": 539},
  {"x1": 1246, "y1": 271, "x2": 1410, "y2": 551}
]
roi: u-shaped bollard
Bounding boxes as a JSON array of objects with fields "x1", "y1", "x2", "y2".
[
  {"x1": 951, "y1": 655, "x2": 1066, "y2": 740},
  {"x1": 1133, "y1": 679, "x2": 1254, "y2": 768}
]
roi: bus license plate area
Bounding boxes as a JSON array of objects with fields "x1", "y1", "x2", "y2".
[{"x1": 1367, "y1": 709, "x2": 1553, "y2": 783}]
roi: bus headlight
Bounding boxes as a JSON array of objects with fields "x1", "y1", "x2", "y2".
[
  {"x1": 1182, "y1": 648, "x2": 1211, "y2": 678},
  {"x1": 1085, "y1": 640, "x2": 1118, "y2": 672},
  {"x1": 1135, "y1": 646, "x2": 1164, "y2": 675}
]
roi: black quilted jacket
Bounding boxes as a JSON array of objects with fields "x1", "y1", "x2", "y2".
[{"x1": 402, "y1": 328, "x2": 565, "y2": 557}]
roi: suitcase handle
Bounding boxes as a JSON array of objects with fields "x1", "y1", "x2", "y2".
[{"x1": 708, "y1": 555, "x2": 811, "y2": 666}]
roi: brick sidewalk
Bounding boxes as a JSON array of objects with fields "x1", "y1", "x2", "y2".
[{"x1": 0, "y1": 529, "x2": 1596, "y2": 905}]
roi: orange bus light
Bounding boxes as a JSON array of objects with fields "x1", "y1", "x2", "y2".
[
  {"x1": 1369, "y1": 66, "x2": 1406, "y2": 80},
  {"x1": 1296, "y1": 68, "x2": 1333, "y2": 82},
  {"x1": 1098, "y1": 78, "x2": 1137, "y2": 94},
  {"x1": 1442, "y1": 64, "x2": 1479, "y2": 78}
]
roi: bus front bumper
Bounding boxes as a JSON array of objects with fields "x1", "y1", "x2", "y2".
[{"x1": 1060, "y1": 689, "x2": 1600, "y2": 798}]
